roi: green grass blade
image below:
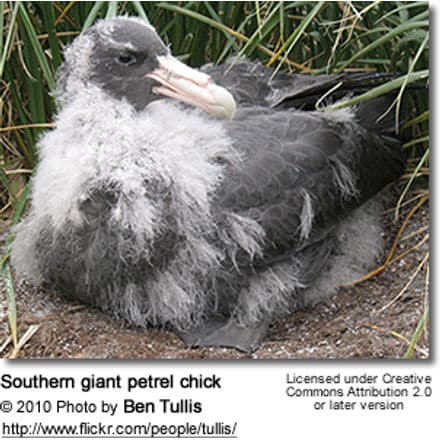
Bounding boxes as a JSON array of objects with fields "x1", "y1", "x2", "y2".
[
  {"x1": 156, "y1": 2, "x2": 312, "y2": 72},
  {"x1": 6, "y1": 75, "x2": 36, "y2": 156},
  {"x1": 233, "y1": 3, "x2": 281, "y2": 60},
  {"x1": 1, "y1": 264, "x2": 18, "y2": 348},
  {"x1": 255, "y1": 1, "x2": 262, "y2": 37},
  {"x1": 411, "y1": 10, "x2": 430, "y2": 22},
  {"x1": 402, "y1": 110, "x2": 429, "y2": 130},
  {"x1": 395, "y1": 32, "x2": 429, "y2": 128},
  {"x1": 0, "y1": 180, "x2": 31, "y2": 349},
  {"x1": 405, "y1": 307, "x2": 429, "y2": 358},
  {"x1": 157, "y1": 3, "x2": 239, "y2": 41},
  {"x1": 0, "y1": 181, "x2": 30, "y2": 263},
  {"x1": 326, "y1": 27, "x2": 389, "y2": 69},
  {"x1": 374, "y1": 2, "x2": 429, "y2": 25},
  {"x1": 40, "y1": 2, "x2": 63, "y2": 69},
  {"x1": 403, "y1": 135, "x2": 430, "y2": 149},
  {"x1": 18, "y1": 2, "x2": 55, "y2": 91},
  {"x1": 82, "y1": 1, "x2": 105, "y2": 30},
  {"x1": 12, "y1": 181, "x2": 31, "y2": 225},
  {"x1": 0, "y1": 1, "x2": 4, "y2": 56},
  {"x1": 335, "y1": 21, "x2": 428, "y2": 73},
  {"x1": 203, "y1": 1, "x2": 241, "y2": 60},
  {"x1": 327, "y1": 70, "x2": 429, "y2": 110},
  {"x1": 270, "y1": 1, "x2": 325, "y2": 76},
  {"x1": 395, "y1": 147, "x2": 429, "y2": 219},
  {"x1": 105, "y1": 1, "x2": 119, "y2": 19},
  {"x1": 0, "y1": 1, "x2": 20, "y2": 78},
  {"x1": 0, "y1": 168, "x2": 9, "y2": 198},
  {"x1": 131, "y1": 1, "x2": 150, "y2": 22}
]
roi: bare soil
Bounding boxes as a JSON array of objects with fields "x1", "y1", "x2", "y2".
[{"x1": 0, "y1": 194, "x2": 429, "y2": 359}]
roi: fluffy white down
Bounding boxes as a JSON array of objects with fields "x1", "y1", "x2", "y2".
[
  {"x1": 10, "y1": 78, "x2": 267, "y2": 328},
  {"x1": 234, "y1": 196, "x2": 385, "y2": 326},
  {"x1": 10, "y1": 19, "x2": 268, "y2": 329}
]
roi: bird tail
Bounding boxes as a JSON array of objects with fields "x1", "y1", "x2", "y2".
[
  {"x1": 354, "y1": 84, "x2": 424, "y2": 136},
  {"x1": 355, "y1": 94, "x2": 402, "y2": 134},
  {"x1": 272, "y1": 71, "x2": 426, "y2": 114}
]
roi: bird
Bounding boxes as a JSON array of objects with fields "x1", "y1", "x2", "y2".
[{"x1": 11, "y1": 16, "x2": 408, "y2": 353}]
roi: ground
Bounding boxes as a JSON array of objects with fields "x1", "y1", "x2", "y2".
[{"x1": 0, "y1": 191, "x2": 429, "y2": 359}]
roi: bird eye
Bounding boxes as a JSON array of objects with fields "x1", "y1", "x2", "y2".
[{"x1": 117, "y1": 52, "x2": 137, "y2": 65}]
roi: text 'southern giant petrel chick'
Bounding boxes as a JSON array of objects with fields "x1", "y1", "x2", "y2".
[{"x1": 11, "y1": 17, "x2": 408, "y2": 352}]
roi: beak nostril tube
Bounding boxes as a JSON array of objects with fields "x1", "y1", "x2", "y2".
[{"x1": 147, "y1": 54, "x2": 236, "y2": 119}]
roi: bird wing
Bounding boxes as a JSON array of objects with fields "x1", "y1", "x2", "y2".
[
  {"x1": 204, "y1": 59, "x2": 398, "y2": 109},
  {"x1": 216, "y1": 105, "x2": 405, "y2": 266}
]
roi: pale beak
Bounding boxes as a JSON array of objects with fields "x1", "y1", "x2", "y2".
[{"x1": 146, "y1": 55, "x2": 236, "y2": 120}]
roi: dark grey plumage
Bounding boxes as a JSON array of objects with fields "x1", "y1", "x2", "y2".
[{"x1": 11, "y1": 17, "x2": 408, "y2": 352}]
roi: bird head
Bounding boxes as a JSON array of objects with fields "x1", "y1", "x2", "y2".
[{"x1": 58, "y1": 17, "x2": 236, "y2": 119}]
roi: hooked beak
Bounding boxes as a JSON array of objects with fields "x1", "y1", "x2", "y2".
[{"x1": 146, "y1": 55, "x2": 236, "y2": 120}]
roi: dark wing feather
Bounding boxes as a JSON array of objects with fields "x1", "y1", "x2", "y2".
[
  {"x1": 204, "y1": 59, "x2": 399, "y2": 109},
  {"x1": 216, "y1": 102, "x2": 405, "y2": 266}
]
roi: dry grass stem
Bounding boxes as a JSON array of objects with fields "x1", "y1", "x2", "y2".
[{"x1": 378, "y1": 251, "x2": 429, "y2": 313}]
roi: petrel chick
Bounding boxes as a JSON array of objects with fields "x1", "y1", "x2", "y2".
[{"x1": 11, "y1": 17, "x2": 407, "y2": 353}]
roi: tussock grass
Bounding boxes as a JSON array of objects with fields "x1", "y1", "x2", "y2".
[{"x1": 0, "y1": 1, "x2": 429, "y2": 358}]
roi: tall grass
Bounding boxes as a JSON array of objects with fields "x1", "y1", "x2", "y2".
[{"x1": 0, "y1": 1, "x2": 429, "y2": 356}]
